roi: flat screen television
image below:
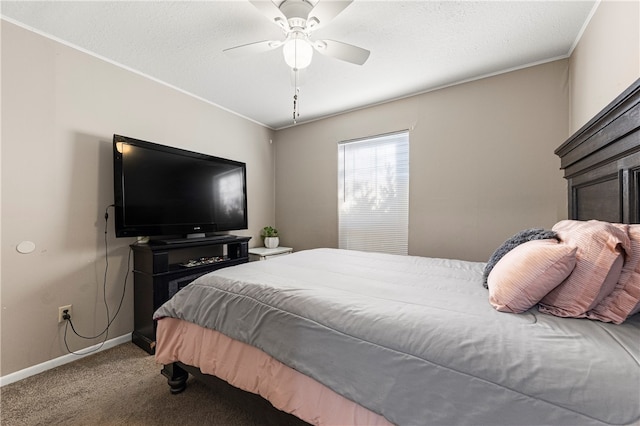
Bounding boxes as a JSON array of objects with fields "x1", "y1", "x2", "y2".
[{"x1": 113, "y1": 134, "x2": 248, "y2": 240}]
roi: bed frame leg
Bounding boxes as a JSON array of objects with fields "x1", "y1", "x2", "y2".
[{"x1": 161, "y1": 362, "x2": 188, "y2": 394}]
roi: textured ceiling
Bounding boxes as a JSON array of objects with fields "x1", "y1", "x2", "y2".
[{"x1": 1, "y1": 1, "x2": 597, "y2": 129}]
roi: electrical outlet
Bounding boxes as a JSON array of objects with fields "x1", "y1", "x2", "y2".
[{"x1": 58, "y1": 305, "x2": 72, "y2": 323}]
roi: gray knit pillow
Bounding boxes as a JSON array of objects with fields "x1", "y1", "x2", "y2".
[{"x1": 482, "y1": 228, "x2": 558, "y2": 288}]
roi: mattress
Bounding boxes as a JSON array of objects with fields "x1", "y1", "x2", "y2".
[{"x1": 154, "y1": 248, "x2": 640, "y2": 425}]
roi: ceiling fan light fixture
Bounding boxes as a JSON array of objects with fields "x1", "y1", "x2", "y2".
[{"x1": 283, "y1": 36, "x2": 313, "y2": 70}]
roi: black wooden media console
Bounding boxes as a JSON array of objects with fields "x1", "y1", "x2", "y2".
[{"x1": 131, "y1": 236, "x2": 251, "y2": 354}]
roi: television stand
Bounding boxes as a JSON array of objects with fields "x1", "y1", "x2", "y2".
[
  {"x1": 131, "y1": 236, "x2": 251, "y2": 354},
  {"x1": 152, "y1": 234, "x2": 238, "y2": 245}
]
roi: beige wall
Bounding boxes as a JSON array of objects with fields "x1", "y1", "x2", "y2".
[
  {"x1": 275, "y1": 60, "x2": 569, "y2": 262},
  {"x1": 1, "y1": 21, "x2": 275, "y2": 376},
  {"x1": 274, "y1": 0, "x2": 640, "y2": 262},
  {"x1": 569, "y1": 0, "x2": 640, "y2": 132}
]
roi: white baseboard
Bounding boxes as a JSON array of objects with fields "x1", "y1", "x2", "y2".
[{"x1": 0, "y1": 333, "x2": 132, "y2": 387}]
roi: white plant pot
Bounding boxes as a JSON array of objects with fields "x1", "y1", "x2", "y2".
[{"x1": 264, "y1": 237, "x2": 279, "y2": 249}]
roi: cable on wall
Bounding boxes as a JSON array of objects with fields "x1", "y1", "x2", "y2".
[{"x1": 63, "y1": 204, "x2": 131, "y2": 355}]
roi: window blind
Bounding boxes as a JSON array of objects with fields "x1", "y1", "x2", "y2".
[{"x1": 338, "y1": 131, "x2": 409, "y2": 255}]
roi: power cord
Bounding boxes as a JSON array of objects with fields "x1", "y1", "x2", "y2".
[{"x1": 63, "y1": 204, "x2": 132, "y2": 355}]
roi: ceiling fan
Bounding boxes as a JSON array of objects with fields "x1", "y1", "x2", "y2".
[{"x1": 224, "y1": 0, "x2": 370, "y2": 70}]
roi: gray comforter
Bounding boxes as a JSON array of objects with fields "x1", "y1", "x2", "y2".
[{"x1": 154, "y1": 248, "x2": 640, "y2": 426}]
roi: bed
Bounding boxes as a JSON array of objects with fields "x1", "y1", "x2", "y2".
[{"x1": 154, "y1": 78, "x2": 640, "y2": 426}]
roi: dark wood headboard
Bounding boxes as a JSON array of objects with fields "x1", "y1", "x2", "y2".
[{"x1": 555, "y1": 79, "x2": 640, "y2": 224}]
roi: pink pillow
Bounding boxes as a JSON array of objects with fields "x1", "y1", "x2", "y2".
[
  {"x1": 539, "y1": 220, "x2": 630, "y2": 318},
  {"x1": 586, "y1": 255, "x2": 624, "y2": 310},
  {"x1": 587, "y1": 224, "x2": 640, "y2": 323},
  {"x1": 488, "y1": 239, "x2": 577, "y2": 313}
]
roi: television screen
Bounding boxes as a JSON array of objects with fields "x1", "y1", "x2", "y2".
[{"x1": 113, "y1": 134, "x2": 248, "y2": 239}]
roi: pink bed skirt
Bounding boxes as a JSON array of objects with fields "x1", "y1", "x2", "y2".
[{"x1": 155, "y1": 317, "x2": 393, "y2": 426}]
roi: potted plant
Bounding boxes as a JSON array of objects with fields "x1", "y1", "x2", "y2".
[{"x1": 261, "y1": 226, "x2": 279, "y2": 248}]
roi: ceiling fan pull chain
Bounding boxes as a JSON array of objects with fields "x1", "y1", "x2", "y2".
[
  {"x1": 293, "y1": 88, "x2": 299, "y2": 124},
  {"x1": 293, "y1": 70, "x2": 300, "y2": 124},
  {"x1": 293, "y1": 92, "x2": 297, "y2": 123}
]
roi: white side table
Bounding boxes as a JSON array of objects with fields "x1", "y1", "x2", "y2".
[{"x1": 248, "y1": 246, "x2": 293, "y2": 261}]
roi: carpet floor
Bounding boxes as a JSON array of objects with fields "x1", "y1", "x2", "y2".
[{"x1": 1, "y1": 342, "x2": 309, "y2": 426}]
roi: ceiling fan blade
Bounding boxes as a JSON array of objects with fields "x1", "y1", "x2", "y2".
[
  {"x1": 250, "y1": 1, "x2": 288, "y2": 29},
  {"x1": 223, "y1": 40, "x2": 281, "y2": 57},
  {"x1": 314, "y1": 39, "x2": 370, "y2": 65},
  {"x1": 307, "y1": 0, "x2": 353, "y2": 31}
]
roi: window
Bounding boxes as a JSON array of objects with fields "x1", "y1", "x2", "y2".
[{"x1": 338, "y1": 131, "x2": 409, "y2": 255}]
